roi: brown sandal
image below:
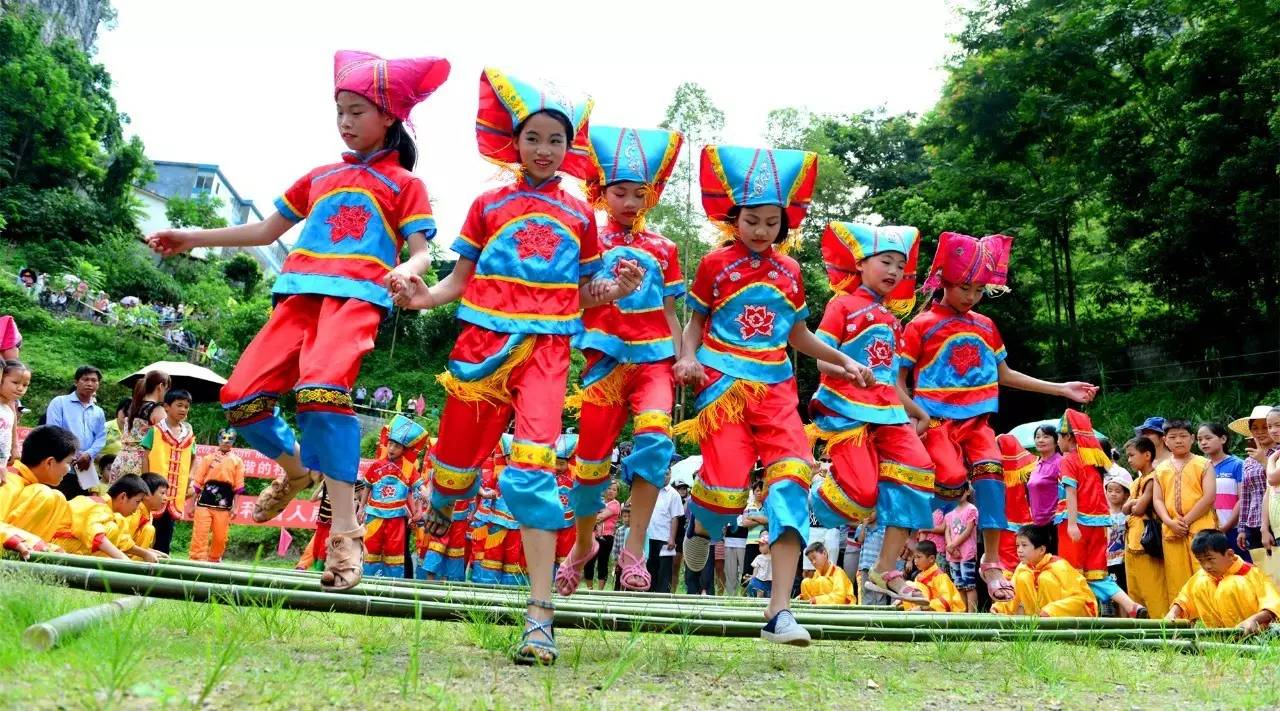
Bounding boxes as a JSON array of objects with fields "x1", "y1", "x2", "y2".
[
  {"x1": 320, "y1": 526, "x2": 365, "y2": 592},
  {"x1": 253, "y1": 468, "x2": 318, "y2": 523}
]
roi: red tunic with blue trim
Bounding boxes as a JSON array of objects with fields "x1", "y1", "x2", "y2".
[
  {"x1": 274, "y1": 149, "x2": 436, "y2": 310},
  {"x1": 899, "y1": 302, "x2": 1006, "y2": 420},
  {"x1": 575, "y1": 219, "x2": 684, "y2": 363},
  {"x1": 812, "y1": 286, "x2": 907, "y2": 426},
  {"x1": 688, "y1": 241, "x2": 808, "y2": 385},
  {"x1": 452, "y1": 176, "x2": 600, "y2": 336},
  {"x1": 1055, "y1": 452, "x2": 1110, "y2": 528},
  {"x1": 361, "y1": 459, "x2": 420, "y2": 520}
]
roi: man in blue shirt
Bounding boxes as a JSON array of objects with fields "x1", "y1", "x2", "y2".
[{"x1": 45, "y1": 365, "x2": 107, "y2": 490}]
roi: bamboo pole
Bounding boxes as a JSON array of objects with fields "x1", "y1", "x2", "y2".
[
  {"x1": 22, "y1": 596, "x2": 153, "y2": 651},
  {"x1": 17, "y1": 557, "x2": 1212, "y2": 636}
]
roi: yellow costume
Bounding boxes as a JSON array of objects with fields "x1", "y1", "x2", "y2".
[
  {"x1": 54, "y1": 495, "x2": 123, "y2": 556},
  {"x1": 800, "y1": 562, "x2": 855, "y2": 605},
  {"x1": 143, "y1": 421, "x2": 195, "y2": 515},
  {"x1": 903, "y1": 563, "x2": 966, "y2": 613},
  {"x1": 1156, "y1": 456, "x2": 1217, "y2": 602},
  {"x1": 1124, "y1": 470, "x2": 1169, "y2": 617},
  {"x1": 1172, "y1": 557, "x2": 1280, "y2": 627},
  {"x1": 0, "y1": 463, "x2": 71, "y2": 550},
  {"x1": 1003, "y1": 554, "x2": 1098, "y2": 617},
  {"x1": 116, "y1": 504, "x2": 156, "y2": 557}
]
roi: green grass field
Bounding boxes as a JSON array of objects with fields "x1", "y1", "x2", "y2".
[{"x1": 2, "y1": 569, "x2": 1279, "y2": 710}]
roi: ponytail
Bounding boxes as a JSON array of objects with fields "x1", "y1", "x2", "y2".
[
  {"x1": 384, "y1": 120, "x2": 417, "y2": 171},
  {"x1": 129, "y1": 370, "x2": 171, "y2": 421}
]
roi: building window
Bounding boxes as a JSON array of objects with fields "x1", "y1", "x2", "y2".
[{"x1": 194, "y1": 175, "x2": 213, "y2": 193}]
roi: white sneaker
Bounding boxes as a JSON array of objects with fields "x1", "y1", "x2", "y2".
[{"x1": 760, "y1": 610, "x2": 811, "y2": 647}]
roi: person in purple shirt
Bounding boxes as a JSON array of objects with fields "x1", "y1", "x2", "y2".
[
  {"x1": 1026, "y1": 424, "x2": 1064, "y2": 547},
  {"x1": 44, "y1": 365, "x2": 107, "y2": 491}
]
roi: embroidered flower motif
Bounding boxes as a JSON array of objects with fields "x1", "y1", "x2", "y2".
[
  {"x1": 768, "y1": 270, "x2": 779, "y2": 280},
  {"x1": 730, "y1": 272, "x2": 741, "y2": 282},
  {"x1": 326, "y1": 204, "x2": 372, "y2": 243},
  {"x1": 514, "y1": 222, "x2": 561, "y2": 261},
  {"x1": 865, "y1": 338, "x2": 894, "y2": 369},
  {"x1": 735, "y1": 304, "x2": 776, "y2": 340},
  {"x1": 750, "y1": 259, "x2": 762, "y2": 269},
  {"x1": 949, "y1": 342, "x2": 983, "y2": 376}
]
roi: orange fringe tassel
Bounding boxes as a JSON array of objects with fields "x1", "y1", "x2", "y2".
[
  {"x1": 673, "y1": 380, "x2": 768, "y2": 444},
  {"x1": 436, "y1": 337, "x2": 536, "y2": 406},
  {"x1": 806, "y1": 422, "x2": 869, "y2": 457}
]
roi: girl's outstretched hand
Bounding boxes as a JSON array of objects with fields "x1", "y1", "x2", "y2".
[
  {"x1": 1061, "y1": 381, "x2": 1099, "y2": 403},
  {"x1": 673, "y1": 357, "x2": 706, "y2": 388},
  {"x1": 146, "y1": 230, "x2": 197, "y2": 257}
]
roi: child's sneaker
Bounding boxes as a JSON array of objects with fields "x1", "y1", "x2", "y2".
[{"x1": 761, "y1": 609, "x2": 811, "y2": 647}]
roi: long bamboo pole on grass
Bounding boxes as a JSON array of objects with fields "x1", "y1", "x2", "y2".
[
  {"x1": 10, "y1": 559, "x2": 1252, "y2": 653},
  {"x1": 18, "y1": 556, "x2": 1214, "y2": 636}
]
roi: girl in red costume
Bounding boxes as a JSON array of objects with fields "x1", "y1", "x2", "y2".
[
  {"x1": 390, "y1": 68, "x2": 640, "y2": 665},
  {"x1": 148, "y1": 50, "x2": 450, "y2": 591}
]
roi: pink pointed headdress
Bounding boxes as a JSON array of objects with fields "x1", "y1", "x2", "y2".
[
  {"x1": 921, "y1": 231, "x2": 1014, "y2": 293},
  {"x1": 333, "y1": 50, "x2": 451, "y2": 125}
]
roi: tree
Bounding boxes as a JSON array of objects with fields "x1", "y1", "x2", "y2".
[
  {"x1": 652, "y1": 82, "x2": 726, "y2": 295},
  {"x1": 165, "y1": 193, "x2": 229, "y2": 229},
  {"x1": 0, "y1": 8, "x2": 146, "y2": 204},
  {"x1": 223, "y1": 252, "x2": 262, "y2": 296}
]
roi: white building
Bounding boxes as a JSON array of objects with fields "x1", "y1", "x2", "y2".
[{"x1": 135, "y1": 161, "x2": 287, "y2": 275}]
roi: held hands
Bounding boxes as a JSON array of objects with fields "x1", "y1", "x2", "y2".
[
  {"x1": 386, "y1": 269, "x2": 434, "y2": 310},
  {"x1": 1173, "y1": 517, "x2": 1191, "y2": 537},
  {"x1": 588, "y1": 259, "x2": 644, "y2": 304},
  {"x1": 837, "y1": 355, "x2": 874, "y2": 388},
  {"x1": 1061, "y1": 382, "x2": 1099, "y2": 404},
  {"x1": 145, "y1": 230, "x2": 198, "y2": 257},
  {"x1": 673, "y1": 357, "x2": 707, "y2": 388},
  {"x1": 1247, "y1": 445, "x2": 1268, "y2": 465}
]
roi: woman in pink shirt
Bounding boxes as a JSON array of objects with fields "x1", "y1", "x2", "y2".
[
  {"x1": 1027, "y1": 425, "x2": 1065, "y2": 530},
  {"x1": 585, "y1": 481, "x2": 622, "y2": 590}
]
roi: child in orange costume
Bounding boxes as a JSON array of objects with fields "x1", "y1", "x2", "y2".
[
  {"x1": 0, "y1": 425, "x2": 77, "y2": 557},
  {"x1": 189, "y1": 429, "x2": 245, "y2": 562},
  {"x1": 1152, "y1": 419, "x2": 1218, "y2": 603}
]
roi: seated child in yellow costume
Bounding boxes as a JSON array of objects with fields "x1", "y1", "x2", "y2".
[
  {"x1": 799, "y1": 540, "x2": 855, "y2": 605},
  {"x1": 902, "y1": 540, "x2": 966, "y2": 613},
  {"x1": 1166, "y1": 529, "x2": 1280, "y2": 636},
  {"x1": 54, "y1": 474, "x2": 151, "y2": 560},
  {"x1": 998, "y1": 524, "x2": 1098, "y2": 617},
  {"x1": 0, "y1": 425, "x2": 78, "y2": 557}
]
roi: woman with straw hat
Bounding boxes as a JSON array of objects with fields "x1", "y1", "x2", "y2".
[{"x1": 1231, "y1": 405, "x2": 1277, "y2": 556}]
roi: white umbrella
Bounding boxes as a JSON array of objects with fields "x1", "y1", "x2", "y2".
[
  {"x1": 1008, "y1": 418, "x2": 1111, "y2": 450},
  {"x1": 119, "y1": 361, "x2": 227, "y2": 403},
  {"x1": 669, "y1": 455, "x2": 703, "y2": 487}
]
